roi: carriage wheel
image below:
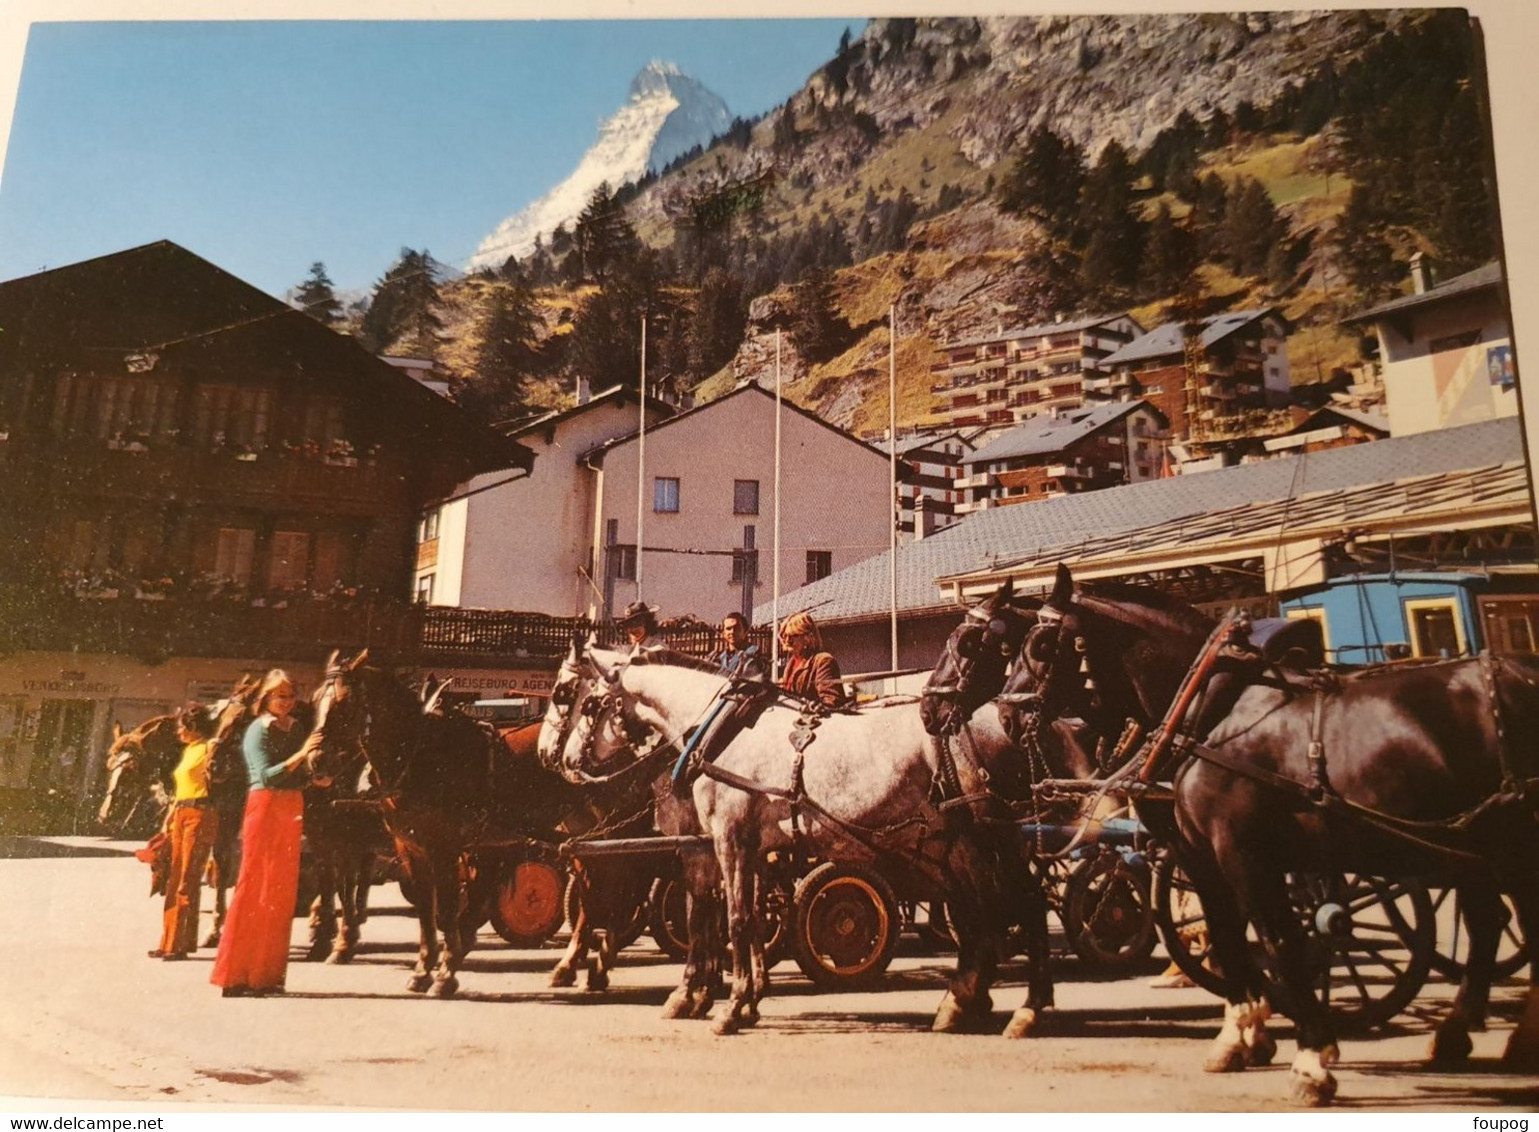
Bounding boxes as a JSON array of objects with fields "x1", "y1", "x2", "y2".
[
  {"x1": 1294, "y1": 872, "x2": 1435, "y2": 1032},
  {"x1": 1150, "y1": 853, "x2": 1227, "y2": 997},
  {"x1": 1153, "y1": 858, "x2": 1436, "y2": 1032},
  {"x1": 791, "y1": 862, "x2": 901, "y2": 989},
  {"x1": 1427, "y1": 887, "x2": 1529, "y2": 981},
  {"x1": 562, "y1": 872, "x2": 649, "y2": 952},
  {"x1": 489, "y1": 859, "x2": 566, "y2": 947},
  {"x1": 647, "y1": 877, "x2": 690, "y2": 960},
  {"x1": 1063, "y1": 848, "x2": 1156, "y2": 973}
]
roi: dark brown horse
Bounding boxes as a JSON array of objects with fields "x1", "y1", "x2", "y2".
[
  {"x1": 1007, "y1": 564, "x2": 1539, "y2": 1105},
  {"x1": 302, "y1": 651, "x2": 656, "y2": 997}
]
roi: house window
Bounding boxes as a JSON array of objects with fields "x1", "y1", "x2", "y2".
[
  {"x1": 806, "y1": 550, "x2": 833, "y2": 585},
  {"x1": 268, "y1": 531, "x2": 311, "y2": 591},
  {"x1": 1481, "y1": 598, "x2": 1537, "y2": 656},
  {"x1": 415, "y1": 574, "x2": 435, "y2": 604},
  {"x1": 733, "y1": 479, "x2": 760, "y2": 515},
  {"x1": 1405, "y1": 597, "x2": 1466, "y2": 659},
  {"x1": 418, "y1": 509, "x2": 440, "y2": 543},
  {"x1": 612, "y1": 544, "x2": 638, "y2": 582},
  {"x1": 213, "y1": 528, "x2": 256, "y2": 585},
  {"x1": 654, "y1": 477, "x2": 680, "y2": 513},
  {"x1": 195, "y1": 385, "x2": 273, "y2": 451},
  {"x1": 314, "y1": 531, "x2": 347, "y2": 592}
]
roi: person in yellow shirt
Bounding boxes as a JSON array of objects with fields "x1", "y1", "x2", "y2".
[{"x1": 150, "y1": 705, "x2": 220, "y2": 960}]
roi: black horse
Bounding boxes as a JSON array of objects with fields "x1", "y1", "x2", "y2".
[
  {"x1": 1000, "y1": 564, "x2": 1539, "y2": 1106},
  {"x1": 301, "y1": 650, "x2": 659, "y2": 997}
]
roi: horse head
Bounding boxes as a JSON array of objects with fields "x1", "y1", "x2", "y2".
[
  {"x1": 303, "y1": 649, "x2": 377, "y2": 789},
  {"x1": 921, "y1": 581, "x2": 1037, "y2": 735},
  {"x1": 98, "y1": 715, "x2": 179, "y2": 827},
  {"x1": 999, "y1": 563, "x2": 1214, "y2": 774},
  {"x1": 546, "y1": 643, "x2": 661, "y2": 786}
]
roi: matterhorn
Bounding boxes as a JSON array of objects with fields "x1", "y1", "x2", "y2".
[{"x1": 468, "y1": 61, "x2": 731, "y2": 271}]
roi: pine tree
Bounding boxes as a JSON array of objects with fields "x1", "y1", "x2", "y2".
[
  {"x1": 567, "y1": 250, "x2": 669, "y2": 395},
  {"x1": 686, "y1": 269, "x2": 747, "y2": 380},
  {"x1": 459, "y1": 282, "x2": 542, "y2": 420},
  {"x1": 360, "y1": 248, "x2": 442, "y2": 356},
  {"x1": 1223, "y1": 178, "x2": 1284, "y2": 278},
  {"x1": 293, "y1": 261, "x2": 342, "y2": 326},
  {"x1": 1332, "y1": 184, "x2": 1404, "y2": 304},
  {"x1": 575, "y1": 182, "x2": 640, "y2": 282},
  {"x1": 996, "y1": 125, "x2": 1086, "y2": 242},
  {"x1": 786, "y1": 267, "x2": 850, "y2": 365},
  {"x1": 1077, "y1": 140, "x2": 1144, "y2": 301},
  {"x1": 1141, "y1": 203, "x2": 1198, "y2": 301}
]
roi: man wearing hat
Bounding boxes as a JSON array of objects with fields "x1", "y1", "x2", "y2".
[{"x1": 615, "y1": 600, "x2": 665, "y2": 656}]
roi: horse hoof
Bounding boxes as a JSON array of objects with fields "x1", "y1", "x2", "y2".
[
  {"x1": 661, "y1": 991, "x2": 691, "y2": 1019},
  {"x1": 712, "y1": 1013, "x2": 741, "y2": 1036},
  {"x1": 1289, "y1": 1072, "x2": 1337, "y2": 1107},
  {"x1": 202, "y1": 932, "x2": 221, "y2": 949},
  {"x1": 406, "y1": 974, "x2": 433, "y2": 994},
  {"x1": 1429, "y1": 1023, "x2": 1474, "y2": 1065},
  {"x1": 932, "y1": 996, "x2": 966, "y2": 1033},
  {"x1": 689, "y1": 993, "x2": 715, "y2": 1020},
  {"x1": 585, "y1": 972, "x2": 610, "y2": 993},
  {"x1": 1203, "y1": 1044, "x2": 1249, "y2": 1074},
  {"x1": 429, "y1": 976, "x2": 459, "y2": 999},
  {"x1": 549, "y1": 966, "x2": 576, "y2": 988},
  {"x1": 1502, "y1": 1030, "x2": 1539, "y2": 1072},
  {"x1": 1003, "y1": 1008, "x2": 1039, "y2": 1040},
  {"x1": 305, "y1": 945, "x2": 330, "y2": 963},
  {"x1": 325, "y1": 949, "x2": 353, "y2": 966},
  {"x1": 1247, "y1": 1030, "x2": 1278, "y2": 1067}
]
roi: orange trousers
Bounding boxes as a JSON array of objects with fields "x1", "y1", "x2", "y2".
[
  {"x1": 158, "y1": 803, "x2": 219, "y2": 956},
  {"x1": 211, "y1": 789, "x2": 303, "y2": 992}
]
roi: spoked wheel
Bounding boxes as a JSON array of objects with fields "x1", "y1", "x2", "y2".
[
  {"x1": 562, "y1": 872, "x2": 649, "y2": 951},
  {"x1": 1151, "y1": 857, "x2": 1435, "y2": 1032},
  {"x1": 1063, "y1": 848, "x2": 1156, "y2": 973},
  {"x1": 1291, "y1": 872, "x2": 1435, "y2": 1032},
  {"x1": 792, "y1": 862, "x2": 901, "y2": 989},
  {"x1": 489, "y1": 857, "x2": 567, "y2": 947},
  {"x1": 1427, "y1": 886, "x2": 1529, "y2": 981}
]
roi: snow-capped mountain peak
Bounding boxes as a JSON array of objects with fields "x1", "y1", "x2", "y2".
[{"x1": 468, "y1": 62, "x2": 730, "y2": 271}]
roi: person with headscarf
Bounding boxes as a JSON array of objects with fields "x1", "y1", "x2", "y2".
[
  {"x1": 150, "y1": 704, "x2": 219, "y2": 961},
  {"x1": 777, "y1": 612, "x2": 850, "y2": 708},
  {"x1": 210, "y1": 669, "x2": 310, "y2": 998}
]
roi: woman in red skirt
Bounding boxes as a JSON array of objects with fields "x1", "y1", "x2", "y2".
[{"x1": 211, "y1": 669, "x2": 311, "y2": 997}]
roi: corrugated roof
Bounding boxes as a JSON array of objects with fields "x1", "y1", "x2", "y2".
[
  {"x1": 1100, "y1": 308, "x2": 1276, "y2": 368},
  {"x1": 754, "y1": 418, "x2": 1528, "y2": 625},
  {"x1": 1342, "y1": 261, "x2": 1503, "y2": 324},
  {"x1": 967, "y1": 401, "x2": 1152, "y2": 464}
]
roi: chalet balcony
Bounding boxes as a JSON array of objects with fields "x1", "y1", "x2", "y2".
[
  {"x1": 957, "y1": 470, "x2": 995, "y2": 491},
  {"x1": 0, "y1": 587, "x2": 740, "y2": 668}
]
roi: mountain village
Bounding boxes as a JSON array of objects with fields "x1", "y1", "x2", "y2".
[{"x1": 0, "y1": 11, "x2": 1528, "y2": 833}]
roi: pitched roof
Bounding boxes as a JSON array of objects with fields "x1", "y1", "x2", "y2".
[
  {"x1": 754, "y1": 418, "x2": 1528, "y2": 625},
  {"x1": 872, "y1": 429, "x2": 973, "y2": 457},
  {"x1": 0, "y1": 240, "x2": 529, "y2": 473},
  {"x1": 581, "y1": 381, "x2": 889, "y2": 465},
  {"x1": 967, "y1": 401, "x2": 1159, "y2": 464},
  {"x1": 1286, "y1": 405, "x2": 1391, "y2": 436},
  {"x1": 1342, "y1": 261, "x2": 1503, "y2": 324},
  {"x1": 1100, "y1": 308, "x2": 1279, "y2": 368},
  {"x1": 502, "y1": 385, "x2": 676, "y2": 440}
]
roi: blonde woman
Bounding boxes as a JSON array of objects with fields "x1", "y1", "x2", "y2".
[
  {"x1": 210, "y1": 669, "x2": 310, "y2": 997},
  {"x1": 777, "y1": 612, "x2": 849, "y2": 708}
]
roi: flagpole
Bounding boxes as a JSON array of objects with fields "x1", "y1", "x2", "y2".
[
  {"x1": 889, "y1": 303, "x2": 899, "y2": 672},
  {"x1": 772, "y1": 330, "x2": 783, "y2": 676},
  {"x1": 636, "y1": 317, "x2": 646, "y2": 602}
]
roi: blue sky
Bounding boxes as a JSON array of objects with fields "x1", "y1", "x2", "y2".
[{"x1": 0, "y1": 18, "x2": 857, "y2": 295}]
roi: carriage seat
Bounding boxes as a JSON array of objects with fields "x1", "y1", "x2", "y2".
[{"x1": 1243, "y1": 617, "x2": 1325, "y2": 671}]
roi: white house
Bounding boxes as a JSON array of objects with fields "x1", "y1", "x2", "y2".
[
  {"x1": 1342, "y1": 258, "x2": 1515, "y2": 437},
  {"x1": 581, "y1": 382, "x2": 895, "y2": 624},
  {"x1": 417, "y1": 386, "x2": 674, "y2": 615}
]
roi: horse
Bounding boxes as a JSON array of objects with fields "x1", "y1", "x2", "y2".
[
  {"x1": 553, "y1": 640, "x2": 1052, "y2": 1038},
  {"x1": 1010, "y1": 563, "x2": 1539, "y2": 1105},
  {"x1": 100, "y1": 682, "x2": 256, "y2": 947},
  {"x1": 302, "y1": 650, "x2": 658, "y2": 997}
]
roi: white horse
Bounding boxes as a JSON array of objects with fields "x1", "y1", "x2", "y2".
[{"x1": 551, "y1": 643, "x2": 1055, "y2": 1038}]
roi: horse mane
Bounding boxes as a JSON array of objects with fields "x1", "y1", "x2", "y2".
[
  {"x1": 630, "y1": 648, "x2": 723, "y2": 675},
  {"x1": 1075, "y1": 580, "x2": 1216, "y2": 641},
  {"x1": 108, "y1": 714, "x2": 179, "y2": 771}
]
